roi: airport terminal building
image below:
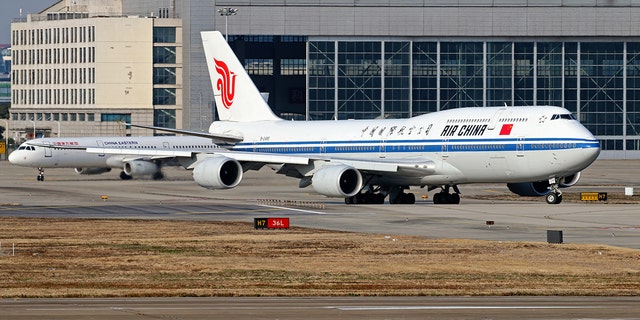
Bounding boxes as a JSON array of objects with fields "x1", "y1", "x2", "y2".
[{"x1": 10, "y1": 0, "x2": 640, "y2": 158}]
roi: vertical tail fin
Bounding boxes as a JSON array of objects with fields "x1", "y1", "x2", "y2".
[{"x1": 201, "y1": 31, "x2": 280, "y2": 122}]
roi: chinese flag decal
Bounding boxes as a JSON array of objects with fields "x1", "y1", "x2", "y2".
[{"x1": 499, "y1": 124, "x2": 514, "y2": 135}]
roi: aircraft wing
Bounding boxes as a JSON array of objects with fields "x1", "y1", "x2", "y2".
[
  {"x1": 83, "y1": 146, "x2": 436, "y2": 175},
  {"x1": 328, "y1": 158, "x2": 437, "y2": 175},
  {"x1": 127, "y1": 123, "x2": 243, "y2": 144}
]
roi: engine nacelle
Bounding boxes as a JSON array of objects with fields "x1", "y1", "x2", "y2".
[
  {"x1": 507, "y1": 172, "x2": 582, "y2": 196},
  {"x1": 193, "y1": 156, "x2": 243, "y2": 189},
  {"x1": 507, "y1": 181, "x2": 550, "y2": 196},
  {"x1": 74, "y1": 167, "x2": 112, "y2": 175},
  {"x1": 124, "y1": 160, "x2": 159, "y2": 177},
  {"x1": 311, "y1": 165, "x2": 362, "y2": 197},
  {"x1": 559, "y1": 172, "x2": 580, "y2": 188}
]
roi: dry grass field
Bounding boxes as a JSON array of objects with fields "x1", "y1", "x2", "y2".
[{"x1": 1, "y1": 217, "x2": 639, "y2": 298}]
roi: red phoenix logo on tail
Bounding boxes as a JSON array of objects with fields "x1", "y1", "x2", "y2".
[{"x1": 214, "y1": 58, "x2": 236, "y2": 109}]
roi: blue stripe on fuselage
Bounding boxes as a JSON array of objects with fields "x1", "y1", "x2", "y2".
[{"x1": 232, "y1": 138, "x2": 600, "y2": 155}]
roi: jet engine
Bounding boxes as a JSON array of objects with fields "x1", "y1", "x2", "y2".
[
  {"x1": 74, "y1": 167, "x2": 112, "y2": 175},
  {"x1": 124, "y1": 160, "x2": 160, "y2": 177},
  {"x1": 507, "y1": 172, "x2": 581, "y2": 196},
  {"x1": 192, "y1": 156, "x2": 243, "y2": 189},
  {"x1": 311, "y1": 165, "x2": 362, "y2": 197},
  {"x1": 558, "y1": 172, "x2": 581, "y2": 188}
]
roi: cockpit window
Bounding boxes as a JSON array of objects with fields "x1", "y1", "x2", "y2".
[
  {"x1": 17, "y1": 146, "x2": 36, "y2": 151},
  {"x1": 551, "y1": 113, "x2": 576, "y2": 120}
]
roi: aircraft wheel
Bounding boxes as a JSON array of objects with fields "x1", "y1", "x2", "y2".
[
  {"x1": 152, "y1": 172, "x2": 164, "y2": 180},
  {"x1": 433, "y1": 192, "x2": 443, "y2": 204},
  {"x1": 546, "y1": 192, "x2": 561, "y2": 204},
  {"x1": 448, "y1": 193, "x2": 460, "y2": 204}
]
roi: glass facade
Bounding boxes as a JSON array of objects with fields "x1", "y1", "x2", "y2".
[
  {"x1": 152, "y1": 26, "x2": 180, "y2": 130},
  {"x1": 153, "y1": 27, "x2": 176, "y2": 43},
  {"x1": 154, "y1": 109, "x2": 176, "y2": 129},
  {"x1": 308, "y1": 40, "x2": 640, "y2": 153}
]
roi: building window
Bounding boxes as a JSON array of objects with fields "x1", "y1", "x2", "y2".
[
  {"x1": 337, "y1": 41, "x2": 382, "y2": 120},
  {"x1": 580, "y1": 42, "x2": 624, "y2": 137},
  {"x1": 153, "y1": 27, "x2": 176, "y2": 43},
  {"x1": 154, "y1": 109, "x2": 176, "y2": 129},
  {"x1": 153, "y1": 88, "x2": 176, "y2": 105},
  {"x1": 281, "y1": 59, "x2": 306, "y2": 75},
  {"x1": 153, "y1": 67, "x2": 176, "y2": 84},
  {"x1": 308, "y1": 41, "x2": 336, "y2": 120},
  {"x1": 153, "y1": 46, "x2": 176, "y2": 64},
  {"x1": 245, "y1": 59, "x2": 273, "y2": 75},
  {"x1": 101, "y1": 113, "x2": 131, "y2": 123},
  {"x1": 245, "y1": 35, "x2": 274, "y2": 43},
  {"x1": 384, "y1": 41, "x2": 410, "y2": 119}
]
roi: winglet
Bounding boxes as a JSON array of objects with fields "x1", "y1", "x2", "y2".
[{"x1": 201, "y1": 31, "x2": 281, "y2": 122}]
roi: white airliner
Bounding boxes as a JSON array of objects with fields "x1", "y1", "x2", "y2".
[
  {"x1": 18, "y1": 31, "x2": 601, "y2": 205},
  {"x1": 9, "y1": 136, "x2": 219, "y2": 181}
]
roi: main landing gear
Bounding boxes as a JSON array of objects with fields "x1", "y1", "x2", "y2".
[
  {"x1": 545, "y1": 178, "x2": 563, "y2": 204},
  {"x1": 37, "y1": 167, "x2": 45, "y2": 181},
  {"x1": 119, "y1": 171, "x2": 133, "y2": 180},
  {"x1": 432, "y1": 185, "x2": 461, "y2": 204},
  {"x1": 344, "y1": 186, "x2": 416, "y2": 204},
  {"x1": 345, "y1": 191, "x2": 385, "y2": 204}
]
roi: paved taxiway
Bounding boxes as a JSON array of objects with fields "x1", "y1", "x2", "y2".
[
  {"x1": 2, "y1": 296, "x2": 640, "y2": 320},
  {"x1": 1, "y1": 160, "x2": 640, "y2": 319},
  {"x1": 0, "y1": 160, "x2": 639, "y2": 249}
]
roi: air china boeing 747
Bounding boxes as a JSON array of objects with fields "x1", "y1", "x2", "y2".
[{"x1": 14, "y1": 31, "x2": 601, "y2": 205}]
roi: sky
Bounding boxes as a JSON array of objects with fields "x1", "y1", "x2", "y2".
[{"x1": 1, "y1": 0, "x2": 54, "y2": 44}]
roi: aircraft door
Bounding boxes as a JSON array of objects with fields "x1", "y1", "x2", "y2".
[
  {"x1": 97, "y1": 140, "x2": 105, "y2": 157},
  {"x1": 379, "y1": 139, "x2": 386, "y2": 158},
  {"x1": 43, "y1": 142, "x2": 52, "y2": 157},
  {"x1": 516, "y1": 137, "x2": 525, "y2": 157},
  {"x1": 441, "y1": 139, "x2": 449, "y2": 158}
]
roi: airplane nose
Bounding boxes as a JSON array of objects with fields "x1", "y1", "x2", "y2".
[
  {"x1": 8, "y1": 151, "x2": 19, "y2": 164},
  {"x1": 8, "y1": 151, "x2": 26, "y2": 165},
  {"x1": 584, "y1": 142, "x2": 601, "y2": 162}
]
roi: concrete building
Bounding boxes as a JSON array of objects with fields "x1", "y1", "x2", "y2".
[
  {"x1": 10, "y1": 0, "x2": 640, "y2": 158},
  {"x1": 10, "y1": 0, "x2": 182, "y2": 140}
]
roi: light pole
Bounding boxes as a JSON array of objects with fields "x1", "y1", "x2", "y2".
[
  {"x1": 29, "y1": 120, "x2": 36, "y2": 139},
  {"x1": 53, "y1": 121, "x2": 61, "y2": 137},
  {"x1": 217, "y1": 7, "x2": 238, "y2": 42}
]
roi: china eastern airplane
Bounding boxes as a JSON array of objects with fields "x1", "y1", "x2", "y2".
[
  {"x1": 50, "y1": 31, "x2": 603, "y2": 205},
  {"x1": 9, "y1": 136, "x2": 220, "y2": 181}
]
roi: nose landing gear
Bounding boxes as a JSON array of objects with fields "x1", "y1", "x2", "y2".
[
  {"x1": 545, "y1": 178, "x2": 563, "y2": 204},
  {"x1": 36, "y1": 167, "x2": 45, "y2": 181}
]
